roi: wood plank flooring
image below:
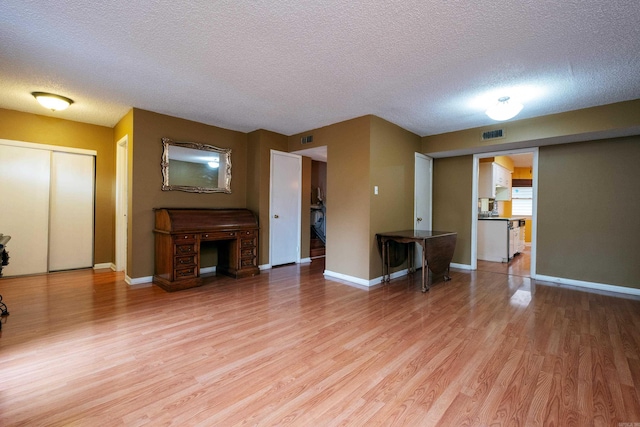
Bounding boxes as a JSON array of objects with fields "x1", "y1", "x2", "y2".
[{"x1": 1, "y1": 260, "x2": 639, "y2": 426}]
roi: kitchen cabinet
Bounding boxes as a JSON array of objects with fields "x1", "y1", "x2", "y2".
[
  {"x1": 479, "y1": 162, "x2": 512, "y2": 201},
  {"x1": 478, "y1": 218, "x2": 524, "y2": 262}
]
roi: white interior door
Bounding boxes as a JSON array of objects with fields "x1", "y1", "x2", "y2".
[
  {"x1": 414, "y1": 153, "x2": 433, "y2": 266},
  {"x1": 115, "y1": 136, "x2": 128, "y2": 272},
  {"x1": 0, "y1": 143, "x2": 51, "y2": 276},
  {"x1": 49, "y1": 151, "x2": 95, "y2": 271},
  {"x1": 269, "y1": 150, "x2": 301, "y2": 266}
]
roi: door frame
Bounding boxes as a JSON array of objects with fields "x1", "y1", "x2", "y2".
[
  {"x1": 414, "y1": 153, "x2": 433, "y2": 230},
  {"x1": 115, "y1": 135, "x2": 128, "y2": 274},
  {"x1": 268, "y1": 149, "x2": 302, "y2": 268},
  {"x1": 414, "y1": 153, "x2": 433, "y2": 267},
  {"x1": 472, "y1": 147, "x2": 538, "y2": 278}
]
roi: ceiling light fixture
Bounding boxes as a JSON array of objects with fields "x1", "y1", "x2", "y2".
[
  {"x1": 32, "y1": 92, "x2": 74, "y2": 111},
  {"x1": 485, "y1": 96, "x2": 523, "y2": 121}
]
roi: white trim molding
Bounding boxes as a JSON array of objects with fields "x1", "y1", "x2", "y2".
[
  {"x1": 451, "y1": 262, "x2": 473, "y2": 271},
  {"x1": 129, "y1": 276, "x2": 153, "y2": 285},
  {"x1": 93, "y1": 262, "x2": 115, "y2": 270},
  {"x1": 324, "y1": 268, "x2": 409, "y2": 288},
  {"x1": 259, "y1": 264, "x2": 272, "y2": 270},
  {"x1": 535, "y1": 274, "x2": 640, "y2": 297},
  {"x1": 298, "y1": 257, "x2": 312, "y2": 264}
]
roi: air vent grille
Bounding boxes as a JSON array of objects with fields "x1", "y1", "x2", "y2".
[
  {"x1": 481, "y1": 129, "x2": 505, "y2": 141},
  {"x1": 300, "y1": 135, "x2": 313, "y2": 144}
]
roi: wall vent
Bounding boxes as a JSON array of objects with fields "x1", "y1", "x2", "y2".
[
  {"x1": 481, "y1": 129, "x2": 505, "y2": 141},
  {"x1": 300, "y1": 135, "x2": 313, "y2": 144}
]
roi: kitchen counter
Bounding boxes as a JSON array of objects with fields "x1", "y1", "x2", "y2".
[
  {"x1": 478, "y1": 216, "x2": 526, "y2": 221},
  {"x1": 477, "y1": 218, "x2": 526, "y2": 263}
]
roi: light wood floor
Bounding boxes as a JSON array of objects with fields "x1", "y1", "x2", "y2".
[
  {"x1": 1, "y1": 260, "x2": 639, "y2": 426},
  {"x1": 477, "y1": 246, "x2": 532, "y2": 278}
]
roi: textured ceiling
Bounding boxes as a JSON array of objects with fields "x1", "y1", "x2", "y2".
[{"x1": 1, "y1": 1, "x2": 639, "y2": 136}]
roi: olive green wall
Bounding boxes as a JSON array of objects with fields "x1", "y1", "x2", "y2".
[
  {"x1": 432, "y1": 156, "x2": 473, "y2": 265},
  {"x1": 537, "y1": 137, "x2": 640, "y2": 288},
  {"x1": 130, "y1": 108, "x2": 248, "y2": 279},
  {"x1": 289, "y1": 116, "x2": 371, "y2": 279},
  {"x1": 289, "y1": 115, "x2": 421, "y2": 281},
  {"x1": 423, "y1": 100, "x2": 640, "y2": 156},
  {"x1": 246, "y1": 129, "x2": 288, "y2": 266},
  {"x1": 424, "y1": 99, "x2": 640, "y2": 290},
  {"x1": 0, "y1": 108, "x2": 115, "y2": 265},
  {"x1": 369, "y1": 116, "x2": 421, "y2": 278}
]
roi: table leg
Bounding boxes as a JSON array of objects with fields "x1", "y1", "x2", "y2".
[
  {"x1": 382, "y1": 239, "x2": 388, "y2": 283},
  {"x1": 421, "y1": 242, "x2": 429, "y2": 292}
]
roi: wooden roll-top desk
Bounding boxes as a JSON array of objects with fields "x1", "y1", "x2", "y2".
[{"x1": 153, "y1": 208, "x2": 259, "y2": 292}]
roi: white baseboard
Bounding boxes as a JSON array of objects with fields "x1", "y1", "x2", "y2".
[
  {"x1": 323, "y1": 268, "x2": 409, "y2": 288},
  {"x1": 450, "y1": 262, "x2": 472, "y2": 270},
  {"x1": 299, "y1": 257, "x2": 312, "y2": 264},
  {"x1": 200, "y1": 266, "x2": 217, "y2": 275},
  {"x1": 129, "y1": 275, "x2": 152, "y2": 285},
  {"x1": 259, "y1": 263, "x2": 271, "y2": 270},
  {"x1": 94, "y1": 262, "x2": 115, "y2": 270},
  {"x1": 323, "y1": 270, "x2": 370, "y2": 287},
  {"x1": 534, "y1": 274, "x2": 640, "y2": 297}
]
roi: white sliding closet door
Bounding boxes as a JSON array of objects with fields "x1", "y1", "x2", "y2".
[
  {"x1": 49, "y1": 152, "x2": 95, "y2": 271},
  {"x1": 0, "y1": 144, "x2": 51, "y2": 275}
]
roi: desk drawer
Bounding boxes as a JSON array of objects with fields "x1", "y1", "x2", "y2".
[
  {"x1": 175, "y1": 244, "x2": 196, "y2": 255},
  {"x1": 175, "y1": 255, "x2": 196, "y2": 267},
  {"x1": 201, "y1": 231, "x2": 237, "y2": 240},
  {"x1": 175, "y1": 266, "x2": 196, "y2": 279},
  {"x1": 241, "y1": 257, "x2": 257, "y2": 268},
  {"x1": 241, "y1": 237, "x2": 256, "y2": 248},
  {"x1": 173, "y1": 234, "x2": 197, "y2": 242},
  {"x1": 240, "y1": 247, "x2": 256, "y2": 258}
]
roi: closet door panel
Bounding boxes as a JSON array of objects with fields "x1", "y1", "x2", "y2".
[
  {"x1": 48, "y1": 152, "x2": 95, "y2": 271},
  {"x1": 0, "y1": 144, "x2": 50, "y2": 276}
]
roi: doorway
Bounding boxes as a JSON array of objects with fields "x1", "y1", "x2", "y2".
[{"x1": 472, "y1": 148, "x2": 538, "y2": 278}]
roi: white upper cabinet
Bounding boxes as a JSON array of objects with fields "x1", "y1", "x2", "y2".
[{"x1": 479, "y1": 162, "x2": 512, "y2": 200}]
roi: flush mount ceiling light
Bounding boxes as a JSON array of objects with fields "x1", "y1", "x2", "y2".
[
  {"x1": 485, "y1": 96, "x2": 523, "y2": 121},
  {"x1": 31, "y1": 92, "x2": 74, "y2": 111}
]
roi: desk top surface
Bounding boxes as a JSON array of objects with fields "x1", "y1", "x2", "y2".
[
  {"x1": 154, "y1": 208, "x2": 258, "y2": 233},
  {"x1": 377, "y1": 230, "x2": 457, "y2": 240}
]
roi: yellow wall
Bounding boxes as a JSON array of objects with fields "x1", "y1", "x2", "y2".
[
  {"x1": 512, "y1": 166, "x2": 532, "y2": 243},
  {"x1": 0, "y1": 108, "x2": 115, "y2": 265}
]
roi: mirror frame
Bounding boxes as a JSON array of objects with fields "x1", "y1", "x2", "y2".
[{"x1": 161, "y1": 137, "x2": 232, "y2": 194}]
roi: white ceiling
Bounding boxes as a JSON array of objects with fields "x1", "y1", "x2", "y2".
[{"x1": 1, "y1": 1, "x2": 639, "y2": 137}]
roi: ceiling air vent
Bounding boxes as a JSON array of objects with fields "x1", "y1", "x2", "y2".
[
  {"x1": 300, "y1": 135, "x2": 313, "y2": 144},
  {"x1": 481, "y1": 129, "x2": 505, "y2": 141}
]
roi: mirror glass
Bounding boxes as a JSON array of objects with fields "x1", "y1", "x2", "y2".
[{"x1": 161, "y1": 137, "x2": 232, "y2": 193}]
